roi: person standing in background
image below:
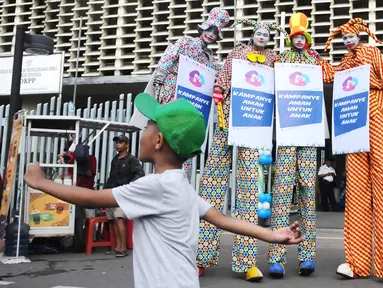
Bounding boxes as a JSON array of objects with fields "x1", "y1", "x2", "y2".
[
  {"x1": 104, "y1": 135, "x2": 145, "y2": 257},
  {"x1": 318, "y1": 156, "x2": 338, "y2": 212},
  {"x1": 59, "y1": 141, "x2": 97, "y2": 253}
]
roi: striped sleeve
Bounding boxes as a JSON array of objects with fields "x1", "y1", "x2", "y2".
[
  {"x1": 371, "y1": 46, "x2": 383, "y2": 83},
  {"x1": 318, "y1": 58, "x2": 335, "y2": 83}
]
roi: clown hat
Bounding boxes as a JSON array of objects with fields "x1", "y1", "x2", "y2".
[
  {"x1": 286, "y1": 12, "x2": 312, "y2": 48},
  {"x1": 324, "y1": 18, "x2": 383, "y2": 51},
  {"x1": 198, "y1": 7, "x2": 230, "y2": 40},
  {"x1": 230, "y1": 19, "x2": 288, "y2": 41}
]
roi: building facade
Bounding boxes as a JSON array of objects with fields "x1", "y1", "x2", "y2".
[{"x1": 1, "y1": 0, "x2": 382, "y2": 80}]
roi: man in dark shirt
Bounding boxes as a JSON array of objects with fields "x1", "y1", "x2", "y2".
[{"x1": 104, "y1": 135, "x2": 145, "y2": 257}]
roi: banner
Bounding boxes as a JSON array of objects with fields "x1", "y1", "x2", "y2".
[
  {"x1": 175, "y1": 55, "x2": 216, "y2": 150},
  {"x1": 0, "y1": 53, "x2": 63, "y2": 95},
  {"x1": 228, "y1": 59, "x2": 274, "y2": 150},
  {"x1": 0, "y1": 117, "x2": 23, "y2": 242},
  {"x1": 28, "y1": 191, "x2": 70, "y2": 227},
  {"x1": 332, "y1": 65, "x2": 370, "y2": 154},
  {"x1": 275, "y1": 63, "x2": 325, "y2": 147}
]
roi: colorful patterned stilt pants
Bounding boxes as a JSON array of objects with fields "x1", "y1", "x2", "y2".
[
  {"x1": 196, "y1": 127, "x2": 261, "y2": 272},
  {"x1": 268, "y1": 146, "x2": 317, "y2": 264},
  {"x1": 183, "y1": 159, "x2": 193, "y2": 183},
  {"x1": 344, "y1": 107, "x2": 383, "y2": 278}
]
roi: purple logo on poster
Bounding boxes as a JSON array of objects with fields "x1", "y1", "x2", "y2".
[
  {"x1": 342, "y1": 76, "x2": 358, "y2": 92},
  {"x1": 189, "y1": 70, "x2": 205, "y2": 88},
  {"x1": 245, "y1": 70, "x2": 265, "y2": 87},
  {"x1": 289, "y1": 71, "x2": 310, "y2": 86}
]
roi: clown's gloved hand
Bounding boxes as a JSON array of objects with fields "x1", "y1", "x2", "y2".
[
  {"x1": 307, "y1": 49, "x2": 320, "y2": 58},
  {"x1": 153, "y1": 69, "x2": 167, "y2": 86},
  {"x1": 213, "y1": 88, "x2": 224, "y2": 105}
]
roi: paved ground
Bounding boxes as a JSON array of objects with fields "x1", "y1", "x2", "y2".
[
  {"x1": 1, "y1": 229, "x2": 382, "y2": 288},
  {"x1": 309, "y1": 212, "x2": 345, "y2": 229}
]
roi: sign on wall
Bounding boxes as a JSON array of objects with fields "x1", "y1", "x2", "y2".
[{"x1": 0, "y1": 53, "x2": 63, "y2": 95}]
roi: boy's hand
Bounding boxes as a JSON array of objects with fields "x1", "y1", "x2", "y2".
[
  {"x1": 24, "y1": 162, "x2": 47, "y2": 189},
  {"x1": 271, "y1": 221, "x2": 304, "y2": 244}
]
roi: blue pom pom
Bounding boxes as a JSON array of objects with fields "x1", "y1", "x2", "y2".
[
  {"x1": 259, "y1": 154, "x2": 269, "y2": 165},
  {"x1": 258, "y1": 209, "x2": 271, "y2": 219},
  {"x1": 259, "y1": 193, "x2": 267, "y2": 203}
]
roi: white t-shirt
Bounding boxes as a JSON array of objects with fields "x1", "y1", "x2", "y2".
[
  {"x1": 112, "y1": 169, "x2": 212, "y2": 288},
  {"x1": 318, "y1": 164, "x2": 336, "y2": 182}
]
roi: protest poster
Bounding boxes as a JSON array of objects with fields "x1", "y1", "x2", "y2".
[
  {"x1": 275, "y1": 63, "x2": 325, "y2": 147},
  {"x1": 332, "y1": 65, "x2": 370, "y2": 154},
  {"x1": 228, "y1": 59, "x2": 274, "y2": 150},
  {"x1": 175, "y1": 55, "x2": 216, "y2": 151}
]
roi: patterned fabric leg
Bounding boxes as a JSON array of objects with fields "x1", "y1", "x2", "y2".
[
  {"x1": 268, "y1": 147, "x2": 297, "y2": 264},
  {"x1": 370, "y1": 111, "x2": 383, "y2": 278},
  {"x1": 157, "y1": 75, "x2": 177, "y2": 104},
  {"x1": 197, "y1": 127, "x2": 232, "y2": 268},
  {"x1": 296, "y1": 147, "x2": 317, "y2": 263},
  {"x1": 344, "y1": 151, "x2": 372, "y2": 277},
  {"x1": 371, "y1": 109, "x2": 383, "y2": 278},
  {"x1": 232, "y1": 148, "x2": 259, "y2": 272},
  {"x1": 182, "y1": 159, "x2": 193, "y2": 183}
]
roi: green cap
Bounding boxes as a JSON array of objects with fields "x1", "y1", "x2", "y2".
[{"x1": 134, "y1": 93, "x2": 206, "y2": 158}]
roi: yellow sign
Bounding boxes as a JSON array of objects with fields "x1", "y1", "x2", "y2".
[{"x1": 28, "y1": 192, "x2": 70, "y2": 227}]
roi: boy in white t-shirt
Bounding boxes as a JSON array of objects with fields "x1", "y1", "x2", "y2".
[{"x1": 24, "y1": 93, "x2": 303, "y2": 288}]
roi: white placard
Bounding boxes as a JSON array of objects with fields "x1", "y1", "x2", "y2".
[
  {"x1": 332, "y1": 65, "x2": 370, "y2": 154},
  {"x1": 228, "y1": 59, "x2": 274, "y2": 150},
  {"x1": 275, "y1": 63, "x2": 325, "y2": 147},
  {"x1": 129, "y1": 73, "x2": 156, "y2": 130},
  {"x1": 0, "y1": 53, "x2": 63, "y2": 95},
  {"x1": 175, "y1": 55, "x2": 216, "y2": 151}
]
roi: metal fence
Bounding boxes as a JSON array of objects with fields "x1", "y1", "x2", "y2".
[{"x1": 0, "y1": 94, "x2": 237, "y2": 216}]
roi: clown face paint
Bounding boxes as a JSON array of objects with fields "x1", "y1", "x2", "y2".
[
  {"x1": 201, "y1": 28, "x2": 218, "y2": 44},
  {"x1": 343, "y1": 33, "x2": 359, "y2": 50},
  {"x1": 292, "y1": 34, "x2": 306, "y2": 50},
  {"x1": 252, "y1": 28, "x2": 270, "y2": 48}
]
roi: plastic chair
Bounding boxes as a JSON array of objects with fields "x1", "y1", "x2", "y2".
[
  {"x1": 85, "y1": 216, "x2": 115, "y2": 254},
  {"x1": 126, "y1": 219, "x2": 134, "y2": 249}
]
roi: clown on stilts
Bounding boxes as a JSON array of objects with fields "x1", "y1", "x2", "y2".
[
  {"x1": 152, "y1": 7, "x2": 230, "y2": 182},
  {"x1": 316, "y1": 18, "x2": 383, "y2": 280},
  {"x1": 268, "y1": 12, "x2": 319, "y2": 278},
  {"x1": 197, "y1": 19, "x2": 287, "y2": 282}
]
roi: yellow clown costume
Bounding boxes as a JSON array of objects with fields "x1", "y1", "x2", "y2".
[{"x1": 317, "y1": 18, "x2": 383, "y2": 280}]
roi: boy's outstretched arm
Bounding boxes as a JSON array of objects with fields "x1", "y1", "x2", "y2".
[
  {"x1": 24, "y1": 162, "x2": 118, "y2": 208},
  {"x1": 202, "y1": 207, "x2": 303, "y2": 245}
]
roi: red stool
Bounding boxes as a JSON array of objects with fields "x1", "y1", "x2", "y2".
[
  {"x1": 85, "y1": 216, "x2": 115, "y2": 254},
  {"x1": 126, "y1": 219, "x2": 134, "y2": 249},
  {"x1": 108, "y1": 219, "x2": 134, "y2": 249}
]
